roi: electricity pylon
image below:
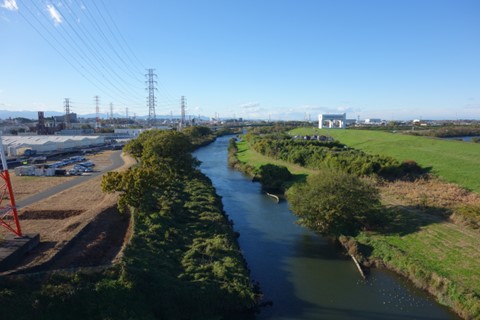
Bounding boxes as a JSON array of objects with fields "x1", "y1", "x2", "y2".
[{"x1": 0, "y1": 135, "x2": 22, "y2": 237}]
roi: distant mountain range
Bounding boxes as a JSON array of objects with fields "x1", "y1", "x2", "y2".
[
  {"x1": 0, "y1": 110, "x2": 64, "y2": 120},
  {"x1": 0, "y1": 110, "x2": 210, "y2": 121}
]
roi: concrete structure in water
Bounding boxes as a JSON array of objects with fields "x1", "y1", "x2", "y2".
[{"x1": 318, "y1": 113, "x2": 346, "y2": 129}]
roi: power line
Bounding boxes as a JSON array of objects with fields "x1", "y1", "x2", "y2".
[
  {"x1": 63, "y1": 1, "x2": 145, "y2": 89},
  {"x1": 50, "y1": 2, "x2": 145, "y2": 99},
  {"x1": 21, "y1": 1, "x2": 142, "y2": 106},
  {"x1": 15, "y1": 1, "x2": 179, "y2": 117},
  {"x1": 98, "y1": 0, "x2": 146, "y2": 71}
]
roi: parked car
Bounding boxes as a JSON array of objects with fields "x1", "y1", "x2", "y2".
[
  {"x1": 73, "y1": 165, "x2": 94, "y2": 173},
  {"x1": 78, "y1": 161, "x2": 95, "y2": 167},
  {"x1": 67, "y1": 168, "x2": 82, "y2": 175}
]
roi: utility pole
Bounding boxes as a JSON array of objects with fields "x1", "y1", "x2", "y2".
[
  {"x1": 0, "y1": 134, "x2": 22, "y2": 237},
  {"x1": 64, "y1": 98, "x2": 71, "y2": 129},
  {"x1": 145, "y1": 68, "x2": 157, "y2": 126},
  {"x1": 95, "y1": 96, "x2": 100, "y2": 129},
  {"x1": 110, "y1": 103, "x2": 114, "y2": 125}
]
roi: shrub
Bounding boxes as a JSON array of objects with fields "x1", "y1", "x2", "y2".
[
  {"x1": 257, "y1": 164, "x2": 292, "y2": 193},
  {"x1": 287, "y1": 168, "x2": 381, "y2": 237}
]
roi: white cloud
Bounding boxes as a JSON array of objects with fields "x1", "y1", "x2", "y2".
[
  {"x1": 1, "y1": 0, "x2": 18, "y2": 11},
  {"x1": 240, "y1": 102, "x2": 260, "y2": 109},
  {"x1": 46, "y1": 4, "x2": 62, "y2": 25}
]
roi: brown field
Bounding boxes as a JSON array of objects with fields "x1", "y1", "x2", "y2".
[{"x1": 0, "y1": 151, "x2": 136, "y2": 275}]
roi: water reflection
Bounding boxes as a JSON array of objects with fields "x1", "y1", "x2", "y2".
[{"x1": 194, "y1": 136, "x2": 458, "y2": 320}]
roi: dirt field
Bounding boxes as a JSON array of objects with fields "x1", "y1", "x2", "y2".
[{"x1": 0, "y1": 151, "x2": 136, "y2": 275}]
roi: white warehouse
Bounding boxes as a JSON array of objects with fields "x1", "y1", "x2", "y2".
[
  {"x1": 318, "y1": 113, "x2": 346, "y2": 129},
  {"x1": 1, "y1": 135, "x2": 106, "y2": 157}
]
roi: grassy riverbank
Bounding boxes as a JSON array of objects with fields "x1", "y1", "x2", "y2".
[
  {"x1": 0, "y1": 129, "x2": 257, "y2": 320},
  {"x1": 231, "y1": 132, "x2": 480, "y2": 319},
  {"x1": 290, "y1": 127, "x2": 480, "y2": 192}
]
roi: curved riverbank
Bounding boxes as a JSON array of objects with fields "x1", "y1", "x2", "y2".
[
  {"x1": 0, "y1": 129, "x2": 258, "y2": 320},
  {"x1": 228, "y1": 134, "x2": 479, "y2": 319},
  {"x1": 198, "y1": 135, "x2": 459, "y2": 320}
]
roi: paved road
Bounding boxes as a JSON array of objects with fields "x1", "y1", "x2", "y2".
[{"x1": 16, "y1": 151, "x2": 124, "y2": 209}]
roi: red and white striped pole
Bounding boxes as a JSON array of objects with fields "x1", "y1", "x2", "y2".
[{"x1": 0, "y1": 135, "x2": 22, "y2": 237}]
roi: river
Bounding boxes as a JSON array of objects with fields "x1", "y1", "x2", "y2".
[{"x1": 194, "y1": 136, "x2": 459, "y2": 320}]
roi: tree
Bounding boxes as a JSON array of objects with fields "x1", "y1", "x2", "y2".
[
  {"x1": 102, "y1": 129, "x2": 198, "y2": 212},
  {"x1": 182, "y1": 126, "x2": 212, "y2": 138},
  {"x1": 286, "y1": 169, "x2": 381, "y2": 236},
  {"x1": 257, "y1": 164, "x2": 292, "y2": 193},
  {"x1": 141, "y1": 130, "x2": 198, "y2": 174}
]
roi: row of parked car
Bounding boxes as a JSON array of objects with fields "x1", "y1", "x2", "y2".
[
  {"x1": 48, "y1": 155, "x2": 96, "y2": 175},
  {"x1": 68, "y1": 162, "x2": 95, "y2": 175},
  {"x1": 49, "y1": 156, "x2": 87, "y2": 168}
]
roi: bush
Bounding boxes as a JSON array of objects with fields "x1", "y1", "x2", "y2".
[
  {"x1": 257, "y1": 164, "x2": 292, "y2": 193},
  {"x1": 286, "y1": 168, "x2": 382, "y2": 236},
  {"x1": 246, "y1": 131, "x2": 423, "y2": 180},
  {"x1": 452, "y1": 204, "x2": 480, "y2": 229}
]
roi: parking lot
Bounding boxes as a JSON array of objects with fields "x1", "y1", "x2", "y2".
[{"x1": 10, "y1": 151, "x2": 117, "y2": 202}]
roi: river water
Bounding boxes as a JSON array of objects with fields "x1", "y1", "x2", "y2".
[{"x1": 194, "y1": 136, "x2": 458, "y2": 320}]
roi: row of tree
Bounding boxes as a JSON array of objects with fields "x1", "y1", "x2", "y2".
[
  {"x1": 101, "y1": 129, "x2": 257, "y2": 318},
  {"x1": 235, "y1": 127, "x2": 427, "y2": 237},
  {"x1": 0, "y1": 128, "x2": 257, "y2": 320},
  {"x1": 245, "y1": 130, "x2": 424, "y2": 179}
]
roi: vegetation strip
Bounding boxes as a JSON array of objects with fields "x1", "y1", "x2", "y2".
[
  {"x1": 0, "y1": 128, "x2": 257, "y2": 320},
  {"x1": 290, "y1": 127, "x2": 480, "y2": 192},
  {"x1": 229, "y1": 126, "x2": 480, "y2": 319}
]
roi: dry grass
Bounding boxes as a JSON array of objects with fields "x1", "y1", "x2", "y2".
[
  {"x1": 380, "y1": 175, "x2": 480, "y2": 210},
  {"x1": 0, "y1": 151, "x2": 136, "y2": 274},
  {"x1": 361, "y1": 176, "x2": 480, "y2": 318}
]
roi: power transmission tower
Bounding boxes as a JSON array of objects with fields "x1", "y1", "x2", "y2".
[
  {"x1": 110, "y1": 103, "x2": 114, "y2": 125},
  {"x1": 179, "y1": 96, "x2": 186, "y2": 131},
  {"x1": 126, "y1": 107, "x2": 129, "y2": 120},
  {"x1": 95, "y1": 96, "x2": 100, "y2": 129},
  {"x1": 64, "y1": 98, "x2": 71, "y2": 129},
  {"x1": 145, "y1": 68, "x2": 157, "y2": 126}
]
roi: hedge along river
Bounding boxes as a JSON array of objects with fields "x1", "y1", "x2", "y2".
[{"x1": 194, "y1": 136, "x2": 459, "y2": 320}]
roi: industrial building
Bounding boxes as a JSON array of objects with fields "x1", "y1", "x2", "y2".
[
  {"x1": 1, "y1": 135, "x2": 105, "y2": 157},
  {"x1": 318, "y1": 113, "x2": 346, "y2": 129}
]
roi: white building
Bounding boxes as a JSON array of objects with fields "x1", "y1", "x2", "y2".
[
  {"x1": 114, "y1": 128, "x2": 146, "y2": 137},
  {"x1": 318, "y1": 113, "x2": 346, "y2": 129},
  {"x1": 1, "y1": 135, "x2": 105, "y2": 156},
  {"x1": 364, "y1": 118, "x2": 382, "y2": 124}
]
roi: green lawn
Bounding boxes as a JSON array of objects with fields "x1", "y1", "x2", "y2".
[
  {"x1": 359, "y1": 216, "x2": 480, "y2": 293},
  {"x1": 235, "y1": 134, "x2": 480, "y2": 318},
  {"x1": 236, "y1": 140, "x2": 317, "y2": 176},
  {"x1": 355, "y1": 213, "x2": 480, "y2": 317},
  {"x1": 290, "y1": 128, "x2": 480, "y2": 192}
]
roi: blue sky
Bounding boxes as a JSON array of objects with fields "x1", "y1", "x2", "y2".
[{"x1": 1, "y1": 0, "x2": 479, "y2": 121}]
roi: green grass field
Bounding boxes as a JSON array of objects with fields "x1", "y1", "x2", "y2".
[
  {"x1": 290, "y1": 128, "x2": 480, "y2": 192},
  {"x1": 234, "y1": 133, "x2": 480, "y2": 318},
  {"x1": 358, "y1": 211, "x2": 480, "y2": 292},
  {"x1": 236, "y1": 140, "x2": 317, "y2": 177},
  {"x1": 356, "y1": 213, "x2": 480, "y2": 318}
]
